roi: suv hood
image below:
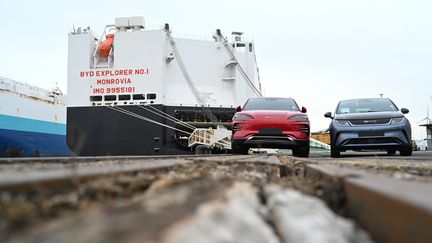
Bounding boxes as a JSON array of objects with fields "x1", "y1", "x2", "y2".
[{"x1": 241, "y1": 110, "x2": 303, "y2": 119}]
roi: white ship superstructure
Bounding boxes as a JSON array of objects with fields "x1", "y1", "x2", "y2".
[{"x1": 67, "y1": 17, "x2": 262, "y2": 155}]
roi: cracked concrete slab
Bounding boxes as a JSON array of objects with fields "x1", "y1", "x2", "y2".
[
  {"x1": 161, "y1": 182, "x2": 280, "y2": 243},
  {"x1": 1, "y1": 155, "x2": 378, "y2": 243},
  {"x1": 264, "y1": 185, "x2": 360, "y2": 243}
]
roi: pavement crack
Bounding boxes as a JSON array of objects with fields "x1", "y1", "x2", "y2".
[{"x1": 256, "y1": 185, "x2": 283, "y2": 243}]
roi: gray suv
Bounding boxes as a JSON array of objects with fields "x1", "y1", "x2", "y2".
[{"x1": 325, "y1": 98, "x2": 412, "y2": 157}]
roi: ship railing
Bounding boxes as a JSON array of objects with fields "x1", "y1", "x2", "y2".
[
  {"x1": 0, "y1": 76, "x2": 65, "y2": 104},
  {"x1": 188, "y1": 127, "x2": 231, "y2": 150},
  {"x1": 310, "y1": 138, "x2": 331, "y2": 150}
]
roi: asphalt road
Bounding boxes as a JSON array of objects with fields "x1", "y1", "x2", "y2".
[
  {"x1": 276, "y1": 149, "x2": 432, "y2": 162},
  {"x1": 309, "y1": 150, "x2": 432, "y2": 162}
]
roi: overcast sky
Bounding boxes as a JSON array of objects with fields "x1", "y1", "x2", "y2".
[{"x1": 1, "y1": 0, "x2": 431, "y2": 139}]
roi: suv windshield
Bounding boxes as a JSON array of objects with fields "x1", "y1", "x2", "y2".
[
  {"x1": 336, "y1": 98, "x2": 398, "y2": 114},
  {"x1": 243, "y1": 98, "x2": 300, "y2": 111}
]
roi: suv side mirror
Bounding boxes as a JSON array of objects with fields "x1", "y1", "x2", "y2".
[
  {"x1": 301, "y1": 106, "x2": 307, "y2": 113},
  {"x1": 401, "y1": 108, "x2": 409, "y2": 114},
  {"x1": 324, "y1": 112, "x2": 333, "y2": 118},
  {"x1": 235, "y1": 106, "x2": 242, "y2": 112}
]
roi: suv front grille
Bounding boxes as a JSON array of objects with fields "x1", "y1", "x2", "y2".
[{"x1": 349, "y1": 118, "x2": 391, "y2": 125}]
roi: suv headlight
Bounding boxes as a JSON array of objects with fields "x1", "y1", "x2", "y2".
[
  {"x1": 288, "y1": 115, "x2": 309, "y2": 121},
  {"x1": 232, "y1": 113, "x2": 254, "y2": 121},
  {"x1": 390, "y1": 117, "x2": 404, "y2": 125},
  {"x1": 335, "y1": 119, "x2": 350, "y2": 126}
]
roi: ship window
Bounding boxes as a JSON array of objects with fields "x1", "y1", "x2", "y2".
[
  {"x1": 90, "y1": 95, "x2": 102, "y2": 102},
  {"x1": 236, "y1": 43, "x2": 245, "y2": 47},
  {"x1": 133, "y1": 94, "x2": 145, "y2": 100},
  {"x1": 104, "y1": 95, "x2": 116, "y2": 101},
  {"x1": 147, "y1": 93, "x2": 157, "y2": 100},
  {"x1": 118, "y1": 94, "x2": 131, "y2": 100},
  {"x1": 249, "y1": 43, "x2": 253, "y2": 52}
]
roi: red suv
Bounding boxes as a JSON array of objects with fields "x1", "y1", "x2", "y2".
[{"x1": 231, "y1": 97, "x2": 310, "y2": 157}]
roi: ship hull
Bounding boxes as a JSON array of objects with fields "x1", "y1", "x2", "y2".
[
  {"x1": 0, "y1": 129, "x2": 69, "y2": 157},
  {"x1": 67, "y1": 105, "x2": 235, "y2": 156},
  {"x1": 0, "y1": 114, "x2": 69, "y2": 157}
]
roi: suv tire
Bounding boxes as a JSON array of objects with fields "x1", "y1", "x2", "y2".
[
  {"x1": 400, "y1": 147, "x2": 412, "y2": 156},
  {"x1": 231, "y1": 144, "x2": 249, "y2": 155},
  {"x1": 387, "y1": 150, "x2": 396, "y2": 155},
  {"x1": 330, "y1": 145, "x2": 340, "y2": 158},
  {"x1": 292, "y1": 146, "x2": 310, "y2": 157}
]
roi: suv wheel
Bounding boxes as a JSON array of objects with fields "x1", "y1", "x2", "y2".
[
  {"x1": 387, "y1": 150, "x2": 396, "y2": 155},
  {"x1": 231, "y1": 144, "x2": 249, "y2": 155},
  {"x1": 400, "y1": 147, "x2": 412, "y2": 156},
  {"x1": 330, "y1": 145, "x2": 340, "y2": 158},
  {"x1": 292, "y1": 145, "x2": 310, "y2": 158}
]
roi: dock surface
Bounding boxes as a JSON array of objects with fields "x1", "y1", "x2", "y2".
[{"x1": 0, "y1": 151, "x2": 431, "y2": 243}]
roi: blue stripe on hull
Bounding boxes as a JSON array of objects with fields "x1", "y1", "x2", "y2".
[
  {"x1": 0, "y1": 129, "x2": 70, "y2": 157},
  {"x1": 0, "y1": 114, "x2": 66, "y2": 135}
]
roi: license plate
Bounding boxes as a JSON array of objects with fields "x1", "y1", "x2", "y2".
[
  {"x1": 259, "y1": 128, "x2": 282, "y2": 135},
  {"x1": 358, "y1": 131, "x2": 384, "y2": 137}
]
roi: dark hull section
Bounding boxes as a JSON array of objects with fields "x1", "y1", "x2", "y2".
[
  {"x1": 67, "y1": 105, "x2": 235, "y2": 156},
  {"x1": 0, "y1": 129, "x2": 70, "y2": 157}
]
